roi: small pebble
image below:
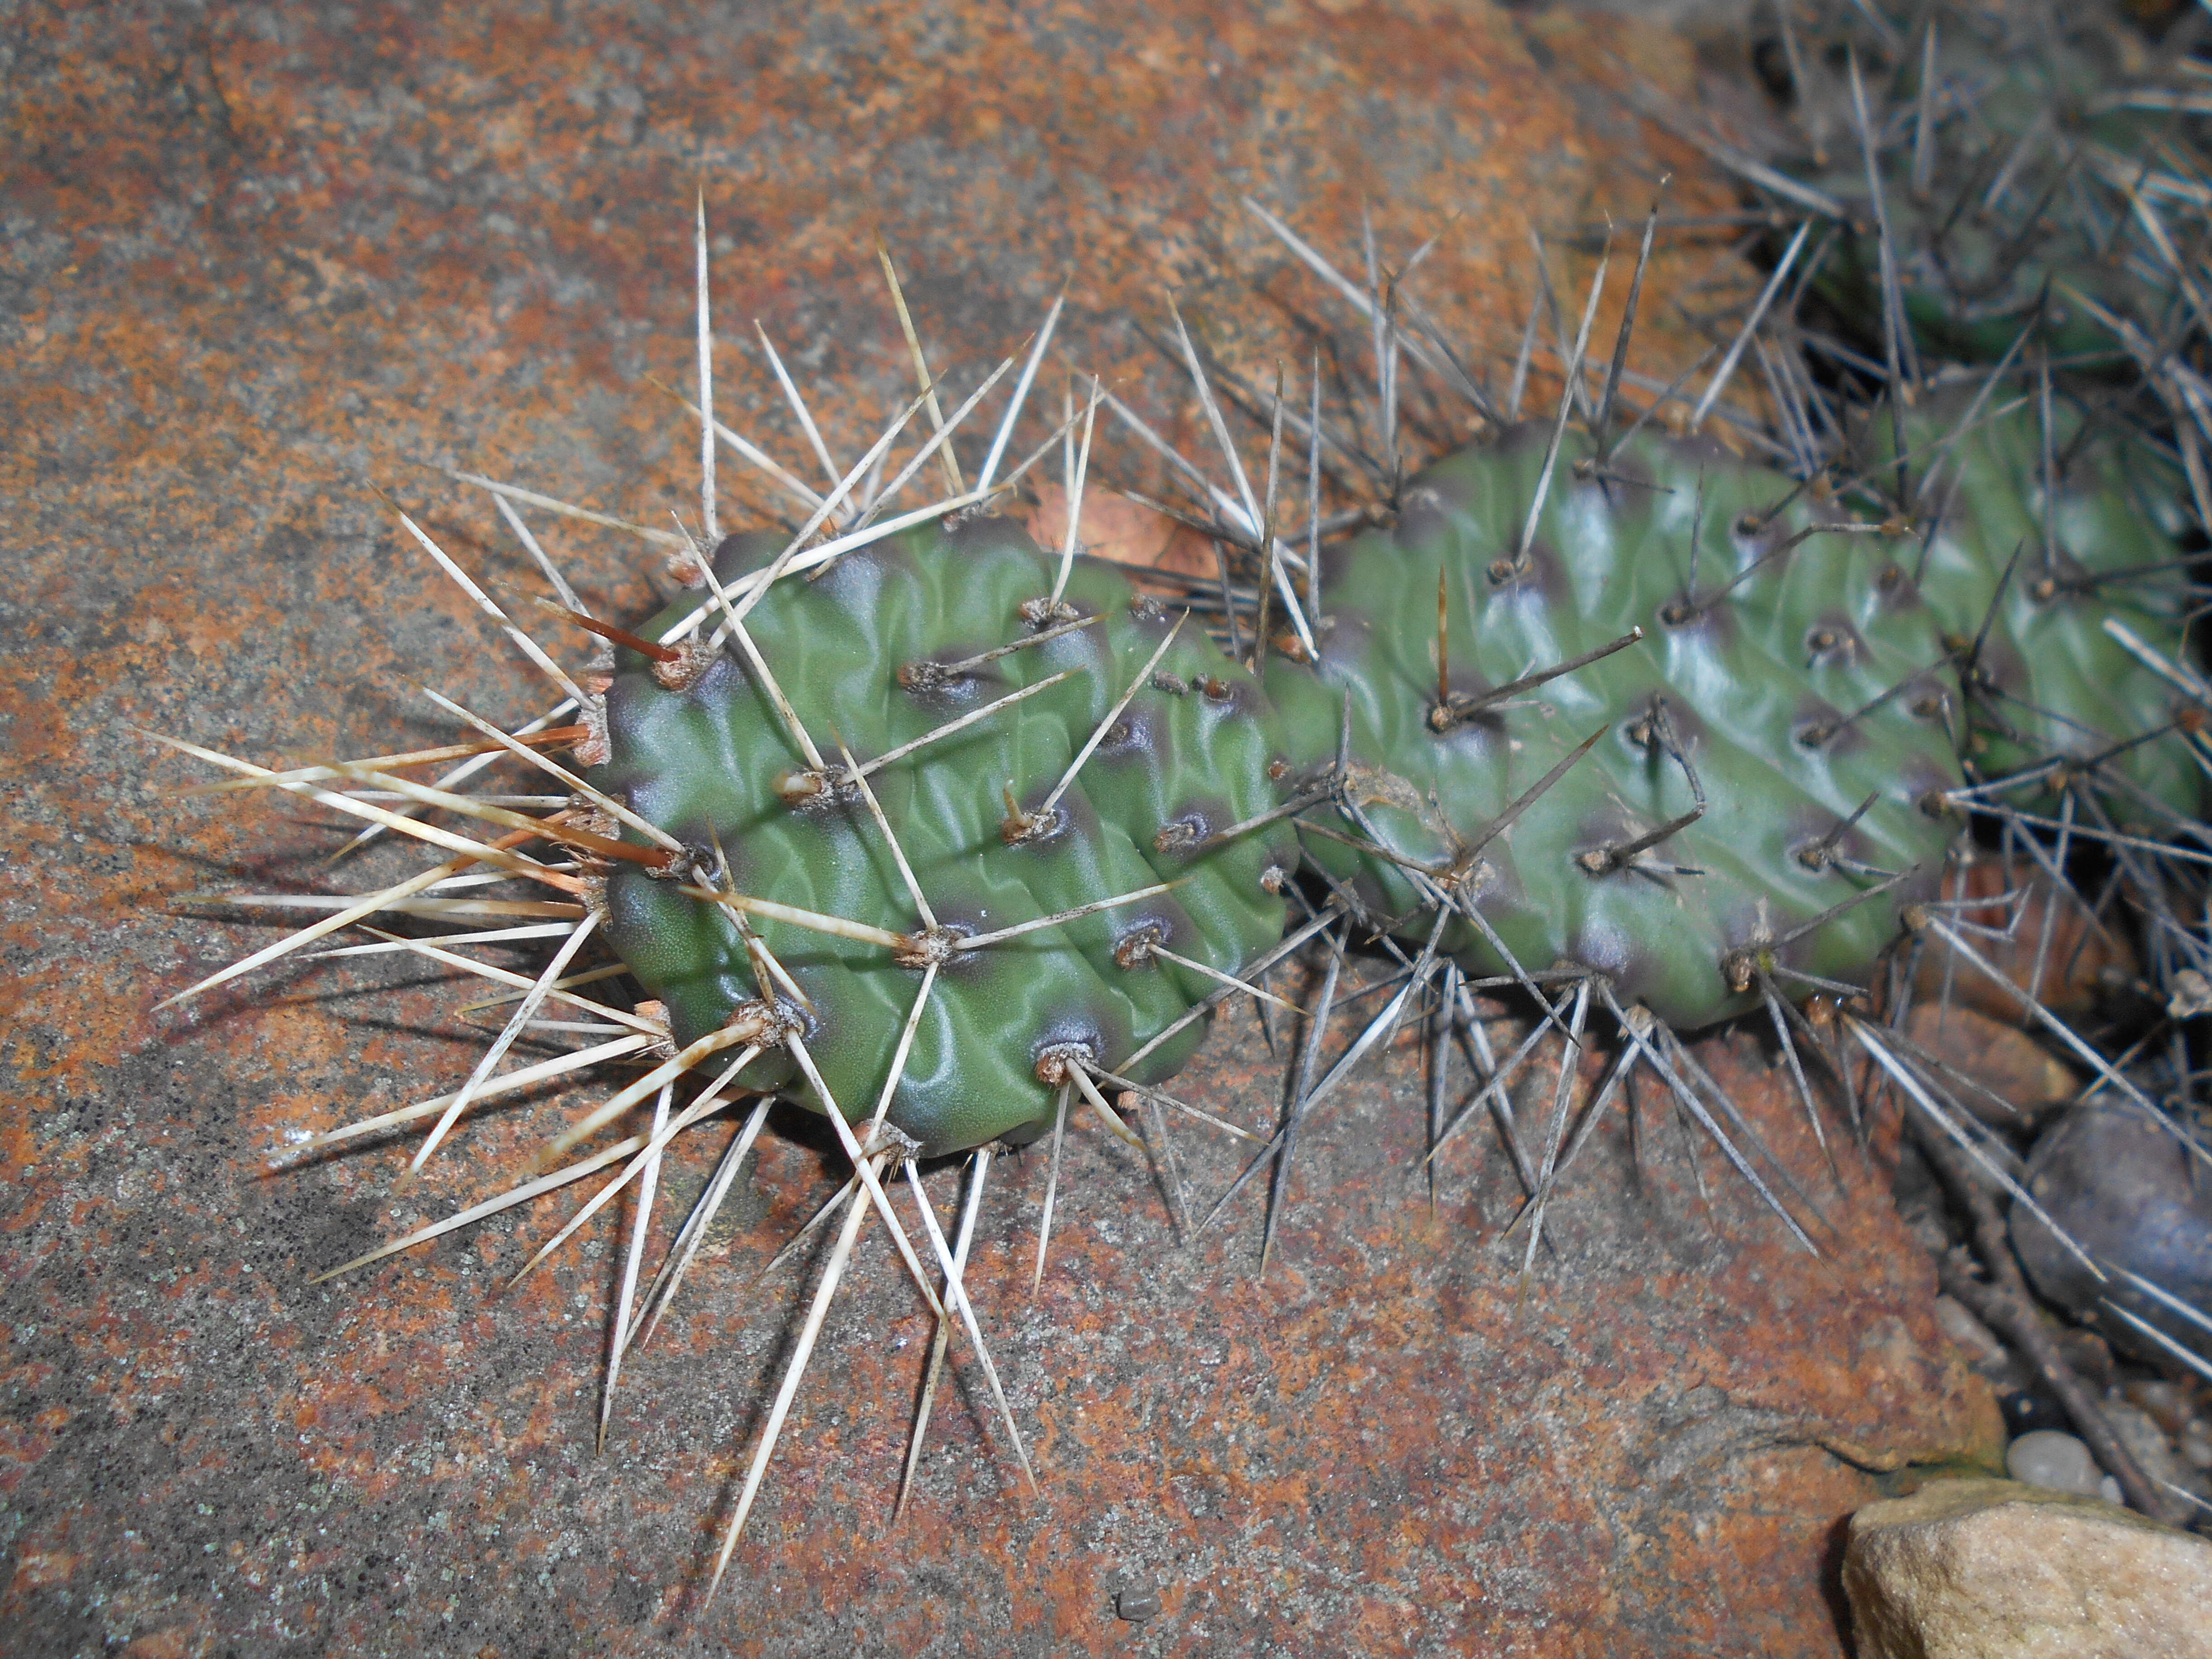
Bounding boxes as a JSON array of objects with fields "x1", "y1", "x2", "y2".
[
  {"x1": 2012, "y1": 1105, "x2": 2212, "y2": 1372},
  {"x1": 2006, "y1": 1429, "x2": 2105, "y2": 1497},
  {"x1": 1116, "y1": 1586, "x2": 1163, "y2": 1622},
  {"x1": 1901, "y1": 1004, "x2": 2077, "y2": 1125},
  {"x1": 2123, "y1": 1379, "x2": 2190, "y2": 1438}
]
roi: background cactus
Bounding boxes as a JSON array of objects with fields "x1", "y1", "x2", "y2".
[
  {"x1": 1723, "y1": 0, "x2": 2212, "y2": 363},
  {"x1": 1889, "y1": 391, "x2": 2201, "y2": 810}
]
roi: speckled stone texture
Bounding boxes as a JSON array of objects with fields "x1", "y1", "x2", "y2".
[
  {"x1": 1843, "y1": 1479, "x2": 2212, "y2": 1659},
  {"x1": 4, "y1": 2, "x2": 2001, "y2": 1654}
]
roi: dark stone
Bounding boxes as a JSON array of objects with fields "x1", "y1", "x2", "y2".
[
  {"x1": 1999, "y1": 1388, "x2": 2074, "y2": 1438},
  {"x1": 2013, "y1": 1103, "x2": 2212, "y2": 1370}
]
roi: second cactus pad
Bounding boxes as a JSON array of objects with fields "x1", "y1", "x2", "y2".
[
  {"x1": 1267, "y1": 400, "x2": 2193, "y2": 1027},
  {"x1": 1886, "y1": 395, "x2": 2199, "y2": 817},
  {"x1": 1764, "y1": 2, "x2": 2204, "y2": 364}
]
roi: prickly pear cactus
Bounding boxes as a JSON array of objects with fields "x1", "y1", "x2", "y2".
[
  {"x1": 157, "y1": 196, "x2": 2212, "y2": 1584},
  {"x1": 592, "y1": 519, "x2": 1296, "y2": 1156},
  {"x1": 1758, "y1": 0, "x2": 2207, "y2": 361},
  {"x1": 590, "y1": 397, "x2": 2194, "y2": 1129}
]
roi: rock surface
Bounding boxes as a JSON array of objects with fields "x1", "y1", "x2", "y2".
[
  {"x1": 2, "y1": 2, "x2": 2002, "y2": 1655},
  {"x1": 1843, "y1": 1478, "x2": 2212, "y2": 1659},
  {"x1": 1913, "y1": 858, "x2": 2136, "y2": 1025}
]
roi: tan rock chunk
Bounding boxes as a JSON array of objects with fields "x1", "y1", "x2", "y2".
[
  {"x1": 1902, "y1": 1003, "x2": 2077, "y2": 1125},
  {"x1": 1913, "y1": 857, "x2": 2136, "y2": 1023},
  {"x1": 1022, "y1": 485, "x2": 1215, "y2": 582},
  {"x1": 1843, "y1": 1477, "x2": 2212, "y2": 1659}
]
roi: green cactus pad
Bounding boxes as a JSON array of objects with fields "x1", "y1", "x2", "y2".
[
  {"x1": 1887, "y1": 394, "x2": 2198, "y2": 816},
  {"x1": 1267, "y1": 422, "x2": 1962, "y2": 1026},
  {"x1": 1265, "y1": 400, "x2": 2194, "y2": 1024},
  {"x1": 592, "y1": 518, "x2": 1296, "y2": 1157}
]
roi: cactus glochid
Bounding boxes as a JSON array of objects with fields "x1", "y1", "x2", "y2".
[{"x1": 161, "y1": 164, "x2": 2208, "y2": 1585}]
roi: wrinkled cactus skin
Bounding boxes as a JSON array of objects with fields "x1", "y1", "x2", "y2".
[
  {"x1": 1268, "y1": 403, "x2": 2192, "y2": 1026},
  {"x1": 1891, "y1": 397, "x2": 2198, "y2": 814},
  {"x1": 1270, "y1": 422, "x2": 1961, "y2": 1027}
]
